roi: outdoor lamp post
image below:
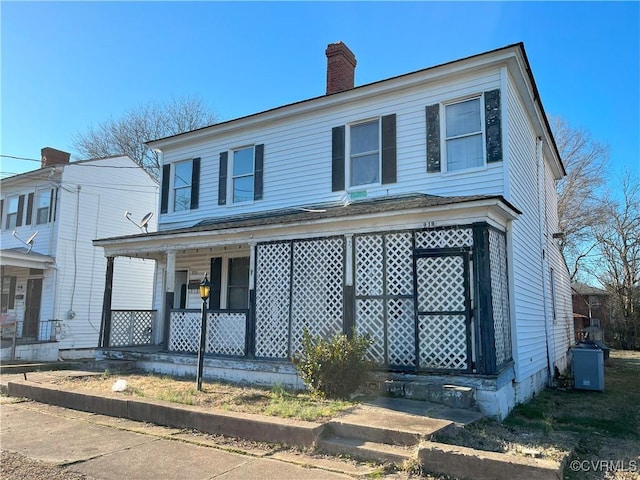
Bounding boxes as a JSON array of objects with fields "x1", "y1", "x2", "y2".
[{"x1": 196, "y1": 273, "x2": 211, "y2": 391}]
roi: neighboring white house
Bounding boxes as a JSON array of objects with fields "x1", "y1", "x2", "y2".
[
  {"x1": 0, "y1": 148, "x2": 158, "y2": 361},
  {"x1": 94, "y1": 42, "x2": 574, "y2": 419}
]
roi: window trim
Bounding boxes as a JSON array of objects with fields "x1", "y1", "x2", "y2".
[
  {"x1": 347, "y1": 117, "x2": 382, "y2": 189},
  {"x1": 35, "y1": 189, "x2": 51, "y2": 225},
  {"x1": 228, "y1": 145, "x2": 256, "y2": 205},
  {"x1": 5, "y1": 196, "x2": 19, "y2": 230},
  {"x1": 172, "y1": 160, "x2": 193, "y2": 212},
  {"x1": 441, "y1": 94, "x2": 487, "y2": 175}
]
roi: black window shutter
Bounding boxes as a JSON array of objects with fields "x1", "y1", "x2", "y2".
[
  {"x1": 8, "y1": 277, "x2": 16, "y2": 309},
  {"x1": 331, "y1": 126, "x2": 345, "y2": 191},
  {"x1": 25, "y1": 193, "x2": 34, "y2": 226},
  {"x1": 485, "y1": 89, "x2": 502, "y2": 163},
  {"x1": 218, "y1": 152, "x2": 228, "y2": 205},
  {"x1": 190, "y1": 157, "x2": 200, "y2": 210},
  {"x1": 210, "y1": 257, "x2": 223, "y2": 309},
  {"x1": 0, "y1": 199, "x2": 4, "y2": 230},
  {"x1": 51, "y1": 188, "x2": 58, "y2": 222},
  {"x1": 160, "y1": 164, "x2": 170, "y2": 214},
  {"x1": 16, "y1": 195, "x2": 24, "y2": 227},
  {"x1": 254, "y1": 144, "x2": 264, "y2": 201},
  {"x1": 381, "y1": 114, "x2": 397, "y2": 184},
  {"x1": 426, "y1": 104, "x2": 441, "y2": 173}
]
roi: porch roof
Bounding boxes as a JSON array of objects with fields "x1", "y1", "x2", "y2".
[
  {"x1": 94, "y1": 194, "x2": 520, "y2": 255},
  {"x1": 0, "y1": 248, "x2": 55, "y2": 269}
]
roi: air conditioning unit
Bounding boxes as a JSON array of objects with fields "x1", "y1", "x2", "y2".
[{"x1": 572, "y1": 345, "x2": 605, "y2": 391}]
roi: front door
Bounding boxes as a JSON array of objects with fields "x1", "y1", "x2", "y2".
[
  {"x1": 414, "y1": 251, "x2": 473, "y2": 372},
  {"x1": 24, "y1": 278, "x2": 42, "y2": 338}
]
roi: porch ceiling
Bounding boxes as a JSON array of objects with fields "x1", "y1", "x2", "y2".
[
  {"x1": 0, "y1": 248, "x2": 55, "y2": 269},
  {"x1": 93, "y1": 193, "x2": 521, "y2": 257}
]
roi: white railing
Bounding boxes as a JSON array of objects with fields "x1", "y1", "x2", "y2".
[{"x1": 109, "y1": 310, "x2": 157, "y2": 347}]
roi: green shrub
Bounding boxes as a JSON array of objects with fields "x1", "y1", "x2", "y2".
[{"x1": 293, "y1": 328, "x2": 373, "y2": 399}]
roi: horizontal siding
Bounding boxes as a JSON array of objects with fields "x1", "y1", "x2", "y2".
[
  {"x1": 159, "y1": 69, "x2": 505, "y2": 230},
  {"x1": 506, "y1": 72, "x2": 548, "y2": 382},
  {"x1": 54, "y1": 158, "x2": 157, "y2": 350}
]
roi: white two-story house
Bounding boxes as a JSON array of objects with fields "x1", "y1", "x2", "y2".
[
  {"x1": 94, "y1": 42, "x2": 573, "y2": 419},
  {"x1": 0, "y1": 148, "x2": 157, "y2": 361}
]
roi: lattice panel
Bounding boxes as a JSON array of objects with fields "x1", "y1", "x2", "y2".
[
  {"x1": 109, "y1": 312, "x2": 131, "y2": 347},
  {"x1": 387, "y1": 298, "x2": 416, "y2": 367},
  {"x1": 415, "y1": 228, "x2": 473, "y2": 249},
  {"x1": 416, "y1": 256, "x2": 465, "y2": 312},
  {"x1": 290, "y1": 238, "x2": 344, "y2": 356},
  {"x1": 255, "y1": 242, "x2": 291, "y2": 358},
  {"x1": 168, "y1": 311, "x2": 200, "y2": 353},
  {"x1": 109, "y1": 311, "x2": 155, "y2": 347},
  {"x1": 356, "y1": 298, "x2": 385, "y2": 363},
  {"x1": 355, "y1": 235, "x2": 384, "y2": 296},
  {"x1": 207, "y1": 312, "x2": 246, "y2": 356},
  {"x1": 489, "y1": 229, "x2": 512, "y2": 366},
  {"x1": 418, "y1": 314, "x2": 468, "y2": 370},
  {"x1": 386, "y1": 233, "x2": 414, "y2": 296}
]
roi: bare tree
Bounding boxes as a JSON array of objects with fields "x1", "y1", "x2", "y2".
[
  {"x1": 552, "y1": 117, "x2": 610, "y2": 281},
  {"x1": 72, "y1": 96, "x2": 218, "y2": 180},
  {"x1": 591, "y1": 173, "x2": 640, "y2": 349}
]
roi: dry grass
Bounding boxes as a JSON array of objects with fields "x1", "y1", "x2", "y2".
[
  {"x1": 433, "y1": 350, "x2": 640, "y2": 479},
  {"x1": 51, "y1": 373, "x2": 355, "y2": 423}
]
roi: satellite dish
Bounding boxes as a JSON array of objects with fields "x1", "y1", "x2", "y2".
[
  {"x1": 12, "y1": 230, "x2": 38, "y2": 253},
  {"x1": 124, "y1": 210, "x2": 153, "y2": 233},
  {"x1": 139, "y1": 212, "x2": 154, "y2": 232},
  {"x1": 26, "y1": 232, "x2": 38, "y2": 245}
]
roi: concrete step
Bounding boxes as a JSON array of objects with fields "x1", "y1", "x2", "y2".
[
  {"x1": 318, "y1": 435, "x2": 415, "y2": 465},
  {"x1": 328, "y1": 403, "x2": 453, "y2": 446},
  {"x1": 383, "y1": 380, "x2": 476, "y2": 409}
]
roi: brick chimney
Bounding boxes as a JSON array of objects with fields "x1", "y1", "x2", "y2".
[
  {"x1": 326, "y1": 42, "x2": 357, "y2": 94},
  {"x1": 41, "y1": 147, "x2": 70, "y2": 168}
]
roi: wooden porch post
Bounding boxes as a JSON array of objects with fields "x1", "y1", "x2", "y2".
[
  {"x1": 473, "y1": 223, "x2": 498, "y2": 374},
  {"x1": 247, "y1": 243, "x2": 256, "y2": 357},
  {"x1": 100, "y1": 256, "x2": 114, "y2": 348},
  {"x1": 344, "y1": 235, "x2": 355, "y2": 337},
  {"x1": 163, "y1": 251, "x2": 176, "y2": 350}
]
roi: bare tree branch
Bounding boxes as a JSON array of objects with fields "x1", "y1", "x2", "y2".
[{"x1": 72, "y1": 96, "x2": 218, "y2": 181}]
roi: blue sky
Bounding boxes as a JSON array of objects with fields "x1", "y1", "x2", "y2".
[{"x1": 1, "y1": 1, "x2": 638, "y2": 181}]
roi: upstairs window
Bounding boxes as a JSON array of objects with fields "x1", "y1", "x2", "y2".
[
  {"x1": 218, "y1": 145, "x2": 264, "y2": 205},
  {"x1": 331, "y1": 114, "x2": 396, "y2": 192},
  {"x1": 445, "y1": 98, "x2": 483, "y2": 172},
  {"x1": 350, "y1": 120, "x2": 380, "y2": 186},
  {"x1": 173, "y1": 161, "x2": 193, "y2": 212},
  {"x1": 426, "y1": 89, "x2": 502, "y2": 174},
  {"x1": 36, "y1": 190, "x2": 51, "y2": 224},
  {"x1": 160, "y1": 158, "x2": 200, "y2": 214},
  {"x1": 5, "y1": 197, "x2": 18, "y2": 230},
  {"x1": 232, "y1": 147, "x2": 255, "y2": 203}
]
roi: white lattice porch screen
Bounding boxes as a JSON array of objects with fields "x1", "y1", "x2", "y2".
[
  {"x1": 489, "y1": 229, "x2": 512, "y2": 367},
  {"x1": 255, "y1": 242, "x2": 291, "y2": 358},
  {"x1": 290, "y1": 238, "x2": 344, "y2": 356}
]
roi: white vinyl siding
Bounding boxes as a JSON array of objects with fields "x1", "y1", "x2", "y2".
[{"x1": 158, "y1": 69, "x2": 504, "y2": 231}]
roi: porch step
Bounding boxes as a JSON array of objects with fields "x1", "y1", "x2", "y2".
[
  {"x1": 381, "y1": 380, "x2": 476, "y2": 410},
  {"x1": 317, "y1": 436, "x2": 415, "y2": 465},
  {"x1": 327, "y1": 401, "x2": 453, "y2": 446},
  {"x1": 76, "y1": 358, "x2": 139, "y2": 374}
]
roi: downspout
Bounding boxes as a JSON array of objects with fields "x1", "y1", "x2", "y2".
[{"x1": 537, "y1": 137, "x2": 553, "y2": 386}]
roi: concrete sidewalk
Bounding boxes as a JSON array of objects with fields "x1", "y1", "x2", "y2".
[{"x1": 1, "y1": 398, "x2": 380, "y2": 480}]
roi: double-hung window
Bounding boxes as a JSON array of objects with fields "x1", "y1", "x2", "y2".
[
  {"x1": 350, "y1": 120, "x2": 380, "y2": 187},
  {"x1": 5, "y1": 197, "x2": 18, "y2": 230},
  {"x1": 36, "y1": 190, "x2": 51, "y2": 224},
  {"x1": 173, "y1": 161, "x2": 193, "y2": 212},
  {"x1": 232, "y1": 147, "x2": 255, "y2": 203},
  {"x1": 227, "y1": 257, "x2": 250, "y2": 309},
  {"x1": 445, "y1": 97, "x2": 483, "y2": 172}
]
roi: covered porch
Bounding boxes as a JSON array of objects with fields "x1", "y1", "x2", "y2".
[{"x1": 95, "y1": 195, "x2": 520, "y2": 415}]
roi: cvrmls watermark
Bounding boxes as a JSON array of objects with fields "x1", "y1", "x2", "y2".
[{"x1": 569, "y1": 460, "x2": 638, "y2": 473}]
